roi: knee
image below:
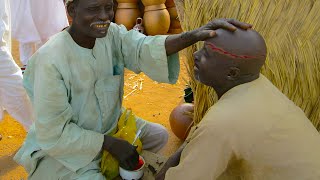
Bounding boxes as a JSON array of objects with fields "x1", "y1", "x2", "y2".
[
  {"x1": 157, "y1": 125, "x2": 169, "y2": 147},
  {"x1": 142, "y1": 123, "x2": 169, "y2": 153}
]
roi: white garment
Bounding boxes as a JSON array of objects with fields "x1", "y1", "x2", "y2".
[
  {"x1": 10, "y1": 0, "x2": 69, "y2": 65},
  {"x1": 0, "y1": 0, "x2": 33, "y2": 130},
  {"x1": 19, "y1": 42, "x2": 35, "y2": 65}
]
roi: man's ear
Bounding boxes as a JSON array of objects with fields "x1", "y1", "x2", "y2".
[
  {"x1": 67, "y1": 3, "x2": 76, "y2": 19},
  {"x1": 226, "y1": 67, "x2": 240, "y2": 80}
]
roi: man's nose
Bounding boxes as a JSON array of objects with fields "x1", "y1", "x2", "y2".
[{"x1": 99, "y1": 9, "x2": 109, "y2": 21}]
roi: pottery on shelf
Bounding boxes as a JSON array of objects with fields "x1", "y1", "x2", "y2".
[
  {"x1": 115, "y1": 0, "x2": 141, "y2": 30},
  {"x1": 166, "y1": 2, "x2": 182, "y2": 34},
  {"x1": 142, "y1": 0, "x2": 170, "y2": 35},
  {"x1": 141, "y1": 0, "x2": 166, "y2": 7},
  {"x1": 165, "y1": 0, "x2": 175, "y2": 8}
]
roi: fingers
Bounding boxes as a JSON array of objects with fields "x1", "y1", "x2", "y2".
[
  {"x1": 126, "y1": 154, "x2": 139, "y2": 170},
  {"x1": 120, "y1": 146, "x2": 139, "y2": 170},
  {"x1": 121, "y1": 155, "x2": 139, "y2": 170},
  {"x1": 199, "y1": 30, "x2": 216, "y2": 40},
  {"x1": 210, "y1": 19, "x2": 237, "y2": 31},
  {"x1": 226, "y1": 18, "x2": 252, "y2": 30}
]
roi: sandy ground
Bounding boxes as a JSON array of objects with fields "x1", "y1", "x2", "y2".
[{"x1": 0, "y1": 39, "x2": 187, "y2": 179}]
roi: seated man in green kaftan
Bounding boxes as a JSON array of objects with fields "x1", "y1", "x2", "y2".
[{"x1": 13, "y1": 0, "x2": 252, "y2": 179}]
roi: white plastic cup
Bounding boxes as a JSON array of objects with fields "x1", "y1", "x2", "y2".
[{"x1": 119, "y1": 156, "x2": 145, "y2": 180}]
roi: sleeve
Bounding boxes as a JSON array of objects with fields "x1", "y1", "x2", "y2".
[
  {"x1": 29, "y1": 56, "x2": 104, "y2": 172},
  {"x1": 0, "y1": 0, "x2": 10, "y2": 48},
  {"x1": 110, "y1": 23, "x2": 180, "y2": 84},
  {"x1": 165, "y1": 122, "x2": 234, "y2": 180}
]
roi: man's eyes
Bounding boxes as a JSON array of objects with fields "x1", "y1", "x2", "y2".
[
  {"x1": 105, "y1": 6, "x2": 113, "y2": 10},
  {"x1": 87, "y1": 7, "x2": 99, "y2": 11},
  {"x1": 87, "y1": 6, "x2": 113, "y2": 11}
]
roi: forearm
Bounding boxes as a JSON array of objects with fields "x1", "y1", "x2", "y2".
[
  {"x1": 156, "y1": 142, "x2": 187, "y2": 180},
  {"x1": 165, "y1": 30, "x2": 200, "y2": 56}
]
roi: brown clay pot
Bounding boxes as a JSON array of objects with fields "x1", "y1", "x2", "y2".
[
  {"x1": 115, "y1": 3, "x2": 141, "y2": 30},
  {"x1": 167, "y1": 6, "x2": 182, "y2": 34},
  {"x1": 117, "y1": 0, "x2": 139, "y2": 3},
  {"x1": 167, "y1": 7, "x2": 178, "y2": 18},
  {"x1": 170, "y1": 19, "x2": 181, "y2": 29},
  {"x1": 143, "y1": 4, "x2": 170, "y2": 35},
  {"x1": 168, "y1": 28, "x2": 183, "y2": 34},
  {"x1": 141, "y1": 0, "x2": 166, "y2": 6},
  {"x1": 165, "y1": 0, "x2": 175, "y2": 8},
  {"x1": 169, "y1": 103, "x2": 194, "y2": 140}
]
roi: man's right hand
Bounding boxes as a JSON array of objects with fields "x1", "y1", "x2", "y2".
[{"x1": 103, "y1": 135, "x2": 139, "y2": 170}]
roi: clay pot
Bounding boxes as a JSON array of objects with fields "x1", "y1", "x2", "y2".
[
  {"x1": 165, "y1": 0, "x2": 175, "y2": 8},
  {"x1": 170, "y1": 19, "x2": 181, "y2": 29},
  {"x1": 168, "y1": 28, "x2": 183, "y2": 34},
  {"x1": 167, "y1": 6, "x2": 182, "y2": 34},
  {"x1": 167, "y1": 7, "x2": 178, "y2": 18},
  {"x1": 141, "y1": 0, "x2": 166, "y2": 6},
  {"x1": 169, "y1": 103, "x2": 194, "y2": 140},
  {"x1": 115, "y1": 3, "x2": 141, "y2": 30},
  {"x1": 143, "y1": 4, "x2": 170, "y2": 35},
  {"x1": 117, "y1": 0, "x2": 139, "y2": 3}
]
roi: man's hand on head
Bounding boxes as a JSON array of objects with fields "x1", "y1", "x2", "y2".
[
  {"x1": 165, "y1": 18, "x2": 252, "y2": 55},
  {"x1": 195, "y1": 18, "x2": 253, "y2": 41}
]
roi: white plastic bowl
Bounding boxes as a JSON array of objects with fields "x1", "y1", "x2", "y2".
[{"x1": 119, "y1": 156, "x2": 145, "y2": 180}]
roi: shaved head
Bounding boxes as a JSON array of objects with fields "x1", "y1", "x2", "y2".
[
  {"x1": 193, "y1": 28, "x2": 267, "y2": 97},
  {"x1": 207, "y1": 28, "x2": 266, "y2": 73}
]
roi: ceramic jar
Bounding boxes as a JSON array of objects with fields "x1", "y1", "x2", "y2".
[
  {"x1": 115, "y1": 0, "x2": 141, "y2": 30},
  {"x1": 166, "y1": 0, "x2": 182, "y2": 34},
  {"x1": 142, "y1": 0, "x2": 170, "y2": 35},
  {"x1": 141, "y1": 0, "x2": 166, "y2": 6},
  {"x1": 169, "y1": 103, "x2": 194, "y2": 140},
  {"x1": 165, "y1": 0, "x2": 175, "y2": 8},
  {"x1": 117, "y1": 0, "x2": 139, "y2": 3}
]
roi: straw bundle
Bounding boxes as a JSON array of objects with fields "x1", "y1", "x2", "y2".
[{"x1": 174, "y1": 0, "x2": 320, "y2": 129}]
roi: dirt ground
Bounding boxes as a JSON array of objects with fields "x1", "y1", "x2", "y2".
[{"x1": 0, "y1": 40, "x2": 187, "y2": 179}]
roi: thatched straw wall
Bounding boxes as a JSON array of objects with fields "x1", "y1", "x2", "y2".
[{"x1": 174, "y1": 0, "x2": 320, "y2": 129}]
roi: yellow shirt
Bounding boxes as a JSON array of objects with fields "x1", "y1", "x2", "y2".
[{"x1": 166, "y1": 75, "x2": 320, "y2": 180}]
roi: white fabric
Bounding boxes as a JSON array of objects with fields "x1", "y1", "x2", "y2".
[
  {"x1": 10, "y1": 0, "x2": 68, "y2": 43},
  {"x1": 0, "y1": 0, "x2": 33, "y2": 130},
  {"x1": 19, "y1": 42, "x2": 35, "y2": 65},
  {"x1": 10, "y1": 0, "x2": 69, "y2": 65}
]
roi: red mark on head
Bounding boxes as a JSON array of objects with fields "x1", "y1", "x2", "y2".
[{"x1": 206, "y1": 42, "x2": 258, "y2": 59}]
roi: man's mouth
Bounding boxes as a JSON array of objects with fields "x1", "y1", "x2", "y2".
[
  {"x1": 94, "y1": 24, "x2": 108, "y2": 28},
  {"x1": 90, "y1": 21, "x2": 111, "y2": 32}
]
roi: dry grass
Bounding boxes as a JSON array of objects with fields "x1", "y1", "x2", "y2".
[{"x1": 174, "y1": 0, "x2": 320, "y2": 128}]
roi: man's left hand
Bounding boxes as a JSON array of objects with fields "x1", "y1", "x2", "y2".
[
  {"x1": 194, "y1": 18, "x2": 252, "y2": 41},
  {"x1": 165, "y1": 18, "x2": 252, "y2": 55}
]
